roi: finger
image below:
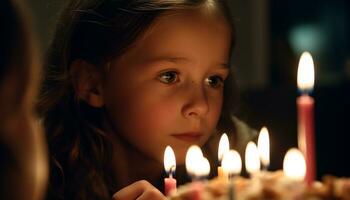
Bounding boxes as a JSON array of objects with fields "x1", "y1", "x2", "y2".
[
  {"x1": 112, "y1": 180, "x2": 155, "y2": 200},
  {"x1": 136, "y1": 188, "x2": 165, "y2": 200}
]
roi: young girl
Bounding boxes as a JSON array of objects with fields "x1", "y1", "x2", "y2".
[
  {"x1": 39, "y1": 0, "x2": 255, "y2": 199},
  {"x1": 0, "y1": 0, "x2": 48, "y2": 199}
]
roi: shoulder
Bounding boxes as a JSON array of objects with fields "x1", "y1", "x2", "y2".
[
  {"x1": 204, "y1": 116, "x2": 257, "y2": 157},
  {"x1": 231, "y1": 116, "x2": 258, "y2": 153}
]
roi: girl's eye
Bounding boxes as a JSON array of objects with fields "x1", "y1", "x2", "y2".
[
  {"x1": 205, "y1": 75, "x2": 224, "y2": 88},
  {"x1": 158, "y1": 71, "x2": 179, "y2": 84}
]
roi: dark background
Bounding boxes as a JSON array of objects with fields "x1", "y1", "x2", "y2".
[
  {"x1": 28, "y1": 0, "x2": 350, "y2": 179},
  {"x1": 232, "y1": 0, "x2": 350, "y2": 178}
]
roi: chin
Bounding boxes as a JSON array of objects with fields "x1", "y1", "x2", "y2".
[
  {"x1": 173, "y1": 146, "x2": 190, "y2": 165},
  {"x1": 175, "y1": 156, "x2": 186, "y2": 165}
]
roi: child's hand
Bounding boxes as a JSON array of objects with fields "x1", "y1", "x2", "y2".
[{"x1": 112, "y1": 180, "x2": 166, "y2": 200}]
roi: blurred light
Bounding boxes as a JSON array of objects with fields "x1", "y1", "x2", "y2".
[{"x1": 288, "y1": 24, "x2": 327, "y2": 55}]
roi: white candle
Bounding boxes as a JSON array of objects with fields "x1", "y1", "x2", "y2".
[
  {"x1": 245, "y1": 142, "x2": 261, "y2": 175},
  {"x1": 221, "y1": 150, "x2": 242, "y2": 178},
  {"x1": 218, "y1": 133, "x2": 229, "y2": 178},
  {"x1": 283, "y1": 148, "x2": 306, "y2": 182},
  {"x1": 257, "y1": 127, "x2": 270, "y2": 169}
]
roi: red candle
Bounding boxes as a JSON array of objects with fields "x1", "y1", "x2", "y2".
[
  {"x1": 164, "y1": 174, "x2": 177, "y2": 196},
  {"x1": 297, "y1": 95, "x2": 315, "y2": 184},
  {"x1": 164, "y1": 146, "x2": 177, "y2": 196},
  {"x1": 190, "y1": 181, "x2": 203, "y2": 200},
  {"x1": 297, "y1": 52, "x2": 316, "y2": 185}
]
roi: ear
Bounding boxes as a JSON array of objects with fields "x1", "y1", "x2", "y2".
[{"x1": 70, "y1": 60, "x2": 104, "y2": 107}]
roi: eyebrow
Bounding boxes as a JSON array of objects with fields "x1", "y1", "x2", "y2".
[{"x1": 146, "y1": 56, "x2": 229, "y2": 69}]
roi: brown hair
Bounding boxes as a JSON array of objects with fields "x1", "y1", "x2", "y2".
[{"x1": 38, "y1": 0, "x2": 237, "y2": 199}]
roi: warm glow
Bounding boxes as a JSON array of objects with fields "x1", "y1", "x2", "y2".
[
  {"x1": 283, "y1": 148, "x2": 306, "y2": 181},
  {"x1": 257, "y1": 127, "x2": 270, "y2": 167},
  {"x1": 221, "y1": 150, "x2": 242, "y2": 175},
  {"x1": 164, "y1": 146, "x2": 176, "y2": 174},
  {"x1": 185, "y1": 145, "x2": 204, "y2": 177},
  {"x1": 245, "y1": 142, "x2": 261, "y2": 174},
  {"x1": 297, "y1": 52, "x2": 315, "y2": 91},
  {"x1": 218, "y1": 133, "x2": 230, "y2": 161},
  {"x1": 197, "y1": 157, "x2": 211, "y2": 177}
]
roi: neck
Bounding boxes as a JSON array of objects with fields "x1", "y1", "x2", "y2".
[{"x1": 109, "y1": 132, "x2": 164, "y2": 191}]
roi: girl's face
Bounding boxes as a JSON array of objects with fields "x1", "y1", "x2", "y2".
[{"x1": 103, "y1": 9, "x2": 232, "y2": 164}]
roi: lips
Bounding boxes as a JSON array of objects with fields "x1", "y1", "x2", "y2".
[{"x1": 171, "y1": 132, "x2": 203, "y2": 142}]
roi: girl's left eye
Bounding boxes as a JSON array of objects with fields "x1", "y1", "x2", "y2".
[
  {"x1": 158, "y1": 71, "x2": 179, "y2": 84},
  {"x1": 205, "y1": 75, "x2": 225, "y2": 88}
]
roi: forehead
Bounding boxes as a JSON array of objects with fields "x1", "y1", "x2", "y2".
[{"x1": 117, "y1": 9, "x2": 232, "y2": 66}]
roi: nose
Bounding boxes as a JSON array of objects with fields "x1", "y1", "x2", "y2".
[{"x1": 181, "y1": 82, "x2": 209, "y2": 118}]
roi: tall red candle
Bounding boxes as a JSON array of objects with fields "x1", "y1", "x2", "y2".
[
  {"x1": 297, "y1": 52, "x2": 316, "y2": 185},
  {"x1": 297, "y1": 95, "x2": 315, "y2": 185}
]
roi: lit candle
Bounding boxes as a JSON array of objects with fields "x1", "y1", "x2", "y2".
[
  {"x1": 297, "y1": 51, "x2": 316, "y2": 185},
  {"x1": 197, "y1": 157, "x2": 211, "y2": 178},
  {"x1": 257, "y1": 127, "x2": 270, "y2": 170},
  {"x1": 222, "y1": 150, "x2": 242, "y2": 200},
  {"x1": 186, "y1": 145, "x2": 203, "y2": 179},
  {"x1": 164, "y1": 146, "x2": 177, "y2": 196},
  {"x1": 221, "y1": 150, "x2": 242, "y2": 178},
  {"x1": 185, "y1": 145, "x2": 207, "y2": 200},
  {"x1": 283, "y1": 148, "x2": 306, "y2": 182},
  {"x1": 218, "y1": 133, "x2": 230, "y2": 178},
  {"x1": 245, "y1": 142, "x2": 260, "y2": 175}
]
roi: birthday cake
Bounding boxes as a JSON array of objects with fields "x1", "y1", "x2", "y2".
[{"x1": 167, "y1": 171, "x2": 350, "y2": 200}]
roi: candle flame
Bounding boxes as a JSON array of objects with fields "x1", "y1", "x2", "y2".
[
  {"x1": 257, "y1": 127, "x2": 270, "y2": 167},
  {"x1": 245, "y1": 142, "x2": 260, "y2": 174},
  {"x1": 218, "y1": 133, "x2": 230, "y2": 161},
  {"x1": 283, "y1": 148, "x2": 306, "y2": 181},
  {"x1": 297, "y1": 52, "x2": 315, "y2": 91},
  {"x1": 185, "y1": 145, "x2": 203, "y2": 177},
  {"x1": 164, "y1": 146, "x2": 176, "y2": 174},
  {"x1": 197, "y1": 157, "x2": 211, "y2": 177},
  {"x1": 221, "y1": 150, "x2": 242, "y2": 175}
]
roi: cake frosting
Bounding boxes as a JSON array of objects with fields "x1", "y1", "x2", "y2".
[{"x1": 167, "y1": 171, "x2": 350, "y2": 200}]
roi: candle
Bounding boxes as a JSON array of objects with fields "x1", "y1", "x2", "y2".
[
  {"x1": 221, "y1": 150, "x2": 242, "y2": 178},
  {"x1": 164, "y1": 146, "x2": 177, "y2": 196},
  {"x1": 245, "y1": 142, "x2": 260, "y2": 175},
  {"x1": 186, "y1": 145, "x2": 204, "y2": 178},
  {"x1": 257, "y1": 127, "x2": 270, "y2": 170},
  {"x1": 218, "y1": 133, "x2": 230, "y2": 178},
  {"x1": 185, "y1": 145, "x2": 207, "y2": 200},
  {"x1": 283, "y1": 148, "x2": 306, "y2": 182},
  {"x1": 297, "y1": 51, "x2": 316, "y2": 185},
  {"x1": 222, "y1": 150, "x2": 241, "y2": 200}
]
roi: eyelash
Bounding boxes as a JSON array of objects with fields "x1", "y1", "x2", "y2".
[
  {"x1": 158, "y1": 71, "x2": 180, "y2": 84},
  {"x1": 157, "y1": 71, "x2": 226, "y2": 89},
  {"x1": 205, "y1": 75, "x2": 225, "y2": 88}
]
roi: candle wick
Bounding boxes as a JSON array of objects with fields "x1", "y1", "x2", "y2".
[
  {"x1": 192, "y1": 175, "x2": 200, "y2": 182},
  {"x1": 228, "y1": 173, "x2": 236, "y2": 181},
  {"x1": 228, "y1": 178, "x2": 235, "y2": 200},
  {"x1": 262, "y1": 164, "x2": 269, "y2": 171},
  {"x1": 299, "y1": 88, "x2": 312, "y2": 96},
  {"x1": 169, "y1": 165, "x2": 175, "y2": 178}
]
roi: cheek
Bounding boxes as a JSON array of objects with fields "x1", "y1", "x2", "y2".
[
  {"x1": 104, "y1": 86, "x2": 179, "y2": 144},
  {"x1": 208, "y1": 91, "x2": 224, "y2": 122},
  {"x1": 127, "y1": 103, "x2": 176, "y2": 135}
]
